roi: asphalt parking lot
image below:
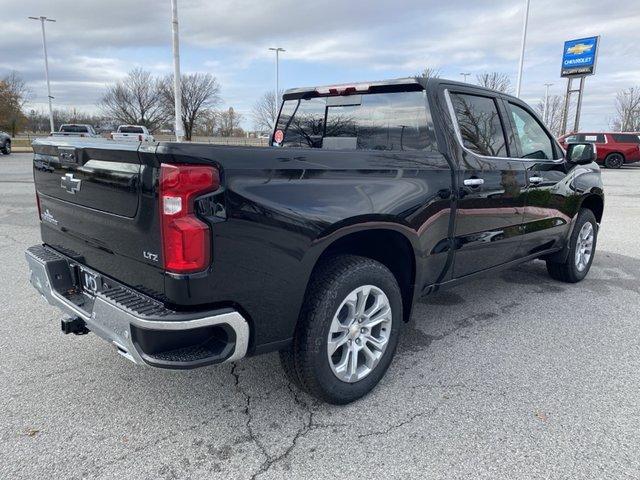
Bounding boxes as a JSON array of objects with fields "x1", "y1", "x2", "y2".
[{"x1": 1, "y1": 152, "x2": 639, "y2": 479}]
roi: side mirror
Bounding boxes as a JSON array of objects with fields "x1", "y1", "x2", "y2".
[{"x1": 566, "y1": 142, "x2": 597, "y2": 165}]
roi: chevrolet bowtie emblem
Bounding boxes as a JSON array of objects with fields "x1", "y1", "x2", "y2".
[
  {"x1": 61, "y1": 172, "x2": 82, "y2": 194},
  {"x1": 567, "y1": 43, "x2": 593, "y2": 55}
]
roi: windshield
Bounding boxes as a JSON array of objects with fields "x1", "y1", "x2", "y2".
[{"x1": 274, "y1": 90, "x2": 435, "y2": 151}]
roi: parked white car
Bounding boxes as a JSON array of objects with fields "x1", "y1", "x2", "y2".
[{"x1": 110, "y1": 125, "x2": 155, "y2": 142}]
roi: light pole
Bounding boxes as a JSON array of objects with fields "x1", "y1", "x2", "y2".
[
  {"x1": 543, "y1": 83, "x2": 553, "y2": 125},
  {"x1": 460, "y1": 72, "x2": 471, "y2": 83},
  {"x1": 515, "y1": 0, "x2": 531, "y2": 98},
  {"x1": 268, "y1": 47, "x2": 285, "y2": 125},
  {"x1": 28, "y1": 16, "x2": 56, "y2": 132},
  {"x1": 170, "y1": 0, "x2": 184, "y2": 142}
]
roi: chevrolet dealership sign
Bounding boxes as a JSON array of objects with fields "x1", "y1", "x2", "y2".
[{"x1": 561, "y1": 36, "x2": 599, "y2": 77}]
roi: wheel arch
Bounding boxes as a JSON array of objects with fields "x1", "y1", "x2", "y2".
[
  {"x1": 305, "y1": 226, "x2": 418, "y2": 323},
  {"x1": 604, "y1": 151, "x2": 626, "y2": 162},
  {"x1": 580, "y1": 193, "x2": 604, "y2": 223}
]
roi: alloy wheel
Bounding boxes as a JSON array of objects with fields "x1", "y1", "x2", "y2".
[
  {"x1": 607, "y1": 154, "x2": 623, "y2": 168},
  {"x1": 326, "y1": 285, "x2": 393, "y2": 383},
  {"x1": 575, "y1": 222, "x2": 594, "y2": 272}
]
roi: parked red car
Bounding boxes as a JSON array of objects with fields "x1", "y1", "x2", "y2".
[{"x1": 558, "y1": 132, "x2": 640, "y2": 168}]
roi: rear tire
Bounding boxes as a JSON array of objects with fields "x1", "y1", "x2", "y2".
[
  {"x1": 1, "y1": 141, "x2": 10, "y2": 155},
  {"x1": 280, "y1": 255, "x2": 403, "y2": 404},
  {"x1": 604, "y1": 153, "x2": 624, "y2": 169},
  {"x1": 546, "y1": 209, "x2": 597, "y2": 283}
]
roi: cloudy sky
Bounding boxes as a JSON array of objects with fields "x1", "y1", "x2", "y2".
[{"x1": 1, "y1": 0, "x2": 639, "y2": 130}]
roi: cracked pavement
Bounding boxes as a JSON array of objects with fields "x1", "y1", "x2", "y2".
[{"x1": 1, "y1": 153, "x2": 640, "y2": 479}]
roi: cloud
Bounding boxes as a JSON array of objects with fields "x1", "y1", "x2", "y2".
[{"x1": 2, "y1": 0, "x2": 639, "y2": 130}]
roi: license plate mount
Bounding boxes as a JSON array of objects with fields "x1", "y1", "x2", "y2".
[{"x1": 79, "y1": 268, "x2": 100, "y2": 295}]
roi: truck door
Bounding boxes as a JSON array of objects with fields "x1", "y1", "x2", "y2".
[
  {"x1": 501, "y1": 99, "x2": 573, "y2": 256},
  {"x1": 444, "y1": 88, "x2": 527, "y2": 278}
]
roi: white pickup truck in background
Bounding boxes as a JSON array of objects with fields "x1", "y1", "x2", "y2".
[
  {"x1": 50, "y1": 124, "x2": 98, "y2": 137},
  {"x1": 110, "y1": 125, "x2": 155, "y2": 142}
]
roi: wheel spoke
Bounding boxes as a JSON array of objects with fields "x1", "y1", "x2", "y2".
[
  {"x1": 355, "y1": 286, "x2": 371, "y2": 317},
  {"x1": 328, "y1": 333, "x2": 349, "y2": 355},
  {"x1": 364, "y1": 293, "x2": 384, "y2": 318},
  {"x1": 361, "y1": 344, "x2": 380, "y2": 369},
  {"x1": 364, "y1": 305, "x2": 391, "y2": 327},
  {"x1": 347, "y1": 348, "x2": 358, "y2": 380},
  {"x1": 364, "y1": 334, "x2": 386, "y2": 351},
  {"x1": 330, "y1": 316, "x2": 349, "y2": 334}
]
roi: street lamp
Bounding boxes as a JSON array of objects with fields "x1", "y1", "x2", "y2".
[
  {"x1": 28, "y1": 16, "x2": 56, "y2": 132},
  {"x1": 268, "y1": 47, "x2": 285, "y2": 124},
  {"x1": 460, "y1": 72, "x2": 471, "y2": 83},
  {"x1": 543, "y1": 83, "x2": 553, "y2": 125},
  {"x1": 170, "y1": 0, "x2": 184, "y2": 142},
  {"x1": 515, "y1": 0, "x2": 531, "y2": 98}
]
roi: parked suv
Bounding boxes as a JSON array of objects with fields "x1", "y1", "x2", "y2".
[
  {"x1": 559, "y1": 132, "x2": 640, "y2": 168},
  {"x1": 27, "y1": 77, "x2": 604, "y2": 404},
  {"x1": 0, "y1": 131, "x2": 10, "y2": 155}
]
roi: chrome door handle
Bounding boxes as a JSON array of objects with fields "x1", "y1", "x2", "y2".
[
  {"x1": 529, "y1": 176, "x2": 544, "y2": 185},
  {"x1": 463, "y1": 178, "x2": 484, "y2": 187}
]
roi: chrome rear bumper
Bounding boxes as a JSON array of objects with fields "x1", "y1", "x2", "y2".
[{"x1": 26, "y1": 245, "x2": 249, "y2": 368}]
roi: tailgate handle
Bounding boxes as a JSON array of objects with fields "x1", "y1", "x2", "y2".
[{"x1": 58, "y1": 147, "x2": 78, "y2": 165}]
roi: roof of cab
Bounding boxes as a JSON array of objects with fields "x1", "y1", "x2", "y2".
[
  {"x1": 283, "y1": 77, "x2": 426, "y2": 99},
  {"x1": 282, "y1": 76, "x2": 523, "y2": 101}
]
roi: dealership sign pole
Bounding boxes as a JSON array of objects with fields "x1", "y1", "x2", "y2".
[{"x1": 560, "y1": 36, "x2": 599, "y2": 135}]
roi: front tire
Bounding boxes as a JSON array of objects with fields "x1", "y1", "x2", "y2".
[
  {"x1": 1, "y1": 141, "x2": 10, "y2": 155},
  {"x1": 604, "y1": 153, "x2": 624, "y2": 169},
  {"x1": 280, "y1": 255, "x2": 403, "y2": 404},
  {"x1": 546, "y1": 209, "x2": 598, "y2": 283}
]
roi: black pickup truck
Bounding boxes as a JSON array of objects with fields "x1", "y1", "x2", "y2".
[{"x1": 27, "y1": 77, "x2": 604, "y2": 404}]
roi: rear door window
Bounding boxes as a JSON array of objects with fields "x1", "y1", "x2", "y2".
[
  {"x1": 449, "y1": 93, "x2": 507, "y2": 157},
  {"x1": 507, "y1": 103, "x2": 554, "y2": 160},
  {"x1": 276, "y1": 91, "x2": 435, "y2": 151}
]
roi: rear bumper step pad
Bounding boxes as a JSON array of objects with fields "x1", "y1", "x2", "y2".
[{"x1": 25, "y1": 244, "x2": 249, "y2": 369}]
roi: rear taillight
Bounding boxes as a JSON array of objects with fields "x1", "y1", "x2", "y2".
[{"x1": 159, "y1": 164, "x2": 219, "y2": 273}]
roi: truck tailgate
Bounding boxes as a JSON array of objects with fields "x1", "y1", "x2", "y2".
[{"x1": 32, "y1": 138, "x2": 165, "y2": 297}]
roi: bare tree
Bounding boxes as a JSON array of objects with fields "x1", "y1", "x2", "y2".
[
  {"x1": 611, "y1": 87, "x2": 640, "y2": 132},
  {"x1": 26, "y1": 108, "x2": 111, "y2": 134},
  {"x1": 160, "y1": 73, "x2": 222, "y2": 141},
  {"x1": 0, "y1": 71, "x2": 30, "y2": 136},
  {"x1": 534, "y1": 94, "x2": 564, "y2": 137},
  {"x1": 218, "y1": 107, "x2": 243, "y2": 137},
  {"x1": 194, "y1": 108, "x2": 220, "y2": 137},
  {"x1": 252, "y1": 90, "x2": 282, "y2": 133},
  {"x1": 99, "y1": 68, "x2": 167, "y2": 132},
  {"x1": 476, "y1": 72, "x2": 513, "y2": 93},
  {"x1": 417, "y1": 67, "x2": 441, "y2": 80}
]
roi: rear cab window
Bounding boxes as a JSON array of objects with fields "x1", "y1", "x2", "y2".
[
  {"x1": 60, "y1": 125, "x2": 90, "y2": 133},
  {"x1": 119, "y1": 126, "x2": 144, "y2": 134},
  {"x1": 274, "y1": 88, "x2": 436, "y2": 151}
]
